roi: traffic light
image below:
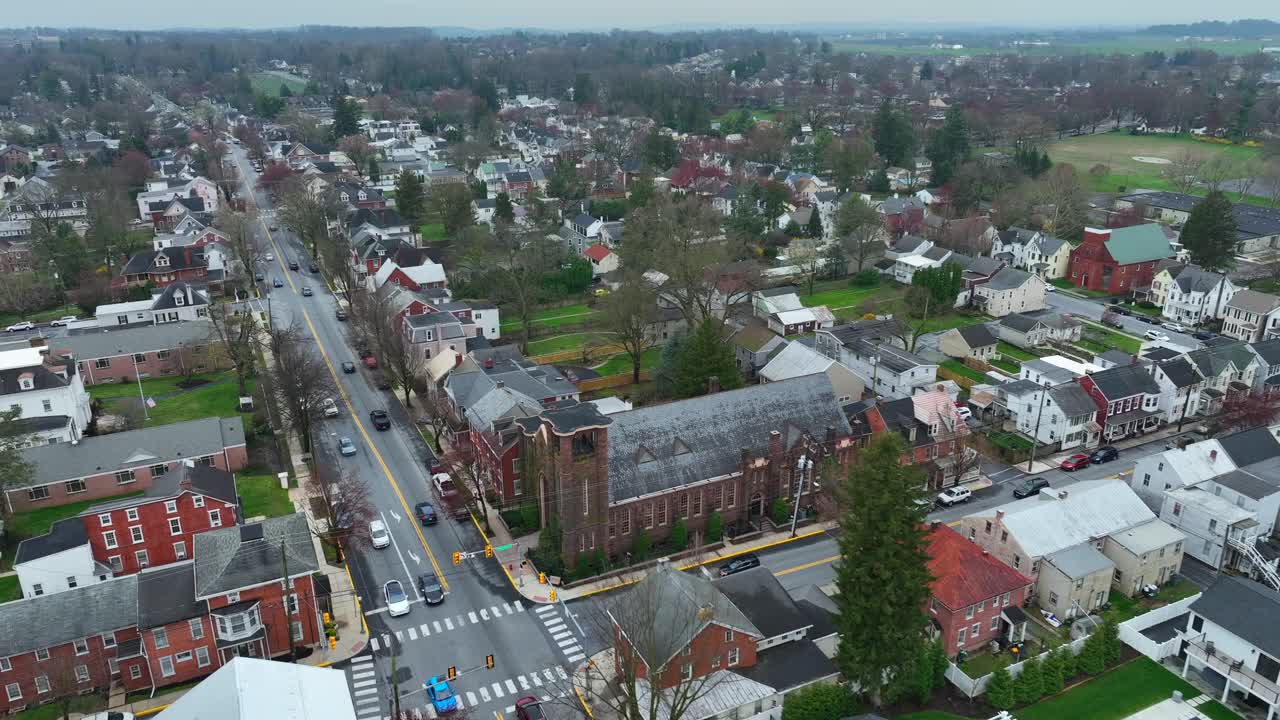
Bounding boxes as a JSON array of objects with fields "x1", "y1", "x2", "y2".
[
  {"x1": 538, "y1": 572, "x2": 546, "y2": 584},
  {"x1": 549, "y1": 589, "x2": 557, "y2": 602},
  {"x1": 328, "y1": 636, "x2": 337, "y2": 650},
  {"x1": 484, "y1": 544, "x2": 494, "y2": 558},
  {"x1": 447, "y1": 666, "x2": 457, "y2": 681},
  {"x1": 485, "y1": 654, "x2": 495, "y2": 670},
  {"x1": 452, "y1": 551, "x2": 462, "y2": 566}
]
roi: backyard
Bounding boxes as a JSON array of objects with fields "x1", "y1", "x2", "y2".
[
  {"x1": 527, "y1": 332, "x2": 607, "y2": 357},
  {"x1": 941, "y1": 359, "x2": 989, "y2": 383},
  {"x1": 1015, "y1": 657, "x2": 1208, "y2": 720},
  {"x1": 500, "y1": 303, "x2": 600, "y2": 334},
  {"x1": 798, "y1": 280, "x2": 889, "y2": 310},
  {"x1": 419, "y1": 223, "x2": 446, "y2": 243},
  {"x1": 236, "y1": 473, "x2": 296, "y2": 519},
  {"x1": 5, "y1": 492, "x2": 145, "y2": 539},
  {"x1": 0, "y1": 575, "x2": 19, "y2": 603},
  {"x1": 592, "y1": 346, "x2": 662, "y2": 377},
  {"x1": 91, "y1": 371, "x2": 256, "y2": 428}
]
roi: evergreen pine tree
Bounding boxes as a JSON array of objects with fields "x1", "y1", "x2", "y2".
[
  {"x1": 1042, "y1": 647, "x2": 1066, "y2": 695},
  {"x1": 1099, "y1": 619, "x2": 1122, "y2": 665},
  {"x1": 985, "y1": 665, "x2": 1016, "y2": 710},
  {"x1": 805, "y1": 208, "x2": 824, "y2": 238},
  {"x1": 494, "y1": 192, "x2": 515, "y2": 223},
  {"x1": 669, "y1": 517, "x2": 689, "y2": 550},
  {"x1": 1182, "y1": 190, "x2": 1239, "y2": 272},
  {"x1": 394, "y1": 169, "x2": 426, "y2": 227},
  {"x1": 1077, "y1": 629, "x2": 1107, "y2": 675},
  {"x1": 1014, "y1": 656, "x2": 1044, "y2": 705},
  {"x1": 869, "y1": 169, "x2": 891, "y2": 193},
  {"x1": 671, "y1": 320, "x2": 743, "y2": 399},
  {"x1": 367, "y1": 156, "x2": 380, "y2": 183}
]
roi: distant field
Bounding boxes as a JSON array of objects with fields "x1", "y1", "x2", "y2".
[
  {"x1": 250, "y1": 71, "x2": 308, "y2": 96},
  {"x1": 827, "y1": 36, "x2": 1268, "y2": 57},
  {"x1": 1046, "y1": 132, "x2": 1264, "y2": 198}
]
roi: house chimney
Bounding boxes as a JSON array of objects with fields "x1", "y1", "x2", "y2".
[
  {"x1": 769, "y1": 430, "x2": 782, "y2": 457},
  {"x1": 454, "y1": 352, "x2": 463, "y2": 367},
  {"x1": 1057, "y1": 490, "x2": 1069, "y2": 500},
  {"x1": 707, "y1": 375, "x2": 720, "y2": 394},
  {"x1": 930, "y1": 521, "x2": 941, "y2": 530},
  {"x1": 1209, "y1": 449, "x2": 1218, "y2": 462},
  {"x1": 995, "y1": 510, "x2": 1004, "y2": 522},
  {"x1": 484, "y1": 357, "x2": 494, "y2": 369},
  {"x1": 496, "y1": 380, "x2": 505, "y2": 389}
]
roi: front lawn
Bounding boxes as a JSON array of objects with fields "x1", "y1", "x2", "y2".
[
  {"x1": 593, "y1": 347, "x2": 662, "y2": 377},
  {"x1": 0, "y1": 575, "x2": 20, "y2": 603},
  {"x1": 89, "y1": 371, "x2": 229, "y2": 401},
  {"x1": 236, "y1": 474, "x2": 295, "y2": 519},
  {"x1": 1082, "y1": 325, "x2": 1142, "y2": 354},
  {"x1": 997, "y1": 341, "x2": 1038, "y2": 362},
  {"x1": 6, "y1": 492, "x2": 146, "y2": 539},
  {"x1": 895, "y1": 714, "x2": 969, "y2": 720},
  {"x1": 7, "y1": 695, "x2": 104, "y2": 720},
  {"x1": 419, "y1": 223, "x2": 446, "y2": 243},
  {"x1": 1016, "y1": 657, "x2": 1201, "y2": 720},
  {"x1": 527, "y1": 332, "x2": 605, "y2": 356},
  {"x1": 142, "y1": 377, "x2": 257, "y2": 428},
  {"x1": 940, "y1": 359, "x2": 989, "y2": 383},
  {"x1": 1050, "y1": 278, "x2": 1076, "y2": 290}
]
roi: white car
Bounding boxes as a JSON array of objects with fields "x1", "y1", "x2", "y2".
[
  {"x1": 265, "y1": 253, "x2": 275, "y2": 262},
  {"x1": 956, "y1": 406, "x2": 973, "y2": 421},
  {"x1": 936, "y1": 486, "x2": 973, "y2": 507},
  {"x1": 5, "y1": 321, "x2": 33, "y2": 332},
  {"x1": 370, "y1": 520, "x2": 390, "y2": 549},
  {"x1": 383, "y1": 580, "x2": 411, "y2": 617},
  {"x1": 1144, "y1": 330, "x2": 1170, "y2": 342},
  {"x1": 323, "y1": 397, "x2": 339, "y2": 418},
  {"x1": 1161, "y1": 322, "x2": 1188, "y2": 333},
  {"x1": 48, "y1": 315, "x2": 78, "y2": 327}
]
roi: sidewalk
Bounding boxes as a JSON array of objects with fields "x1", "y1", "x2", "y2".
[
  {"x1": 478, "y1": 502, "x2": 838, "y2": 603},
  {"x1": 1020, "y1": 423, "x2": 1190, "y2": 475}
]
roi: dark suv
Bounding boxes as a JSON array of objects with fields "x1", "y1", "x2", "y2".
[
  {"x1": 418, "y1": 572, "x2": 445, "y2": 605},
  {"x1": 1090, "y1": 446, "x2": 1119, "y2": 464},
  {"x1": 369, "y1": 409, "x2": 391, "y2": 430},
  {"x1": 1012, "y1": 477, "x2": 1050, "y2": 499},
  {"x1": 415, "y1": 502, "x2": 438, "y2": 525},
  {"x1": 719, "y1": 553, "x2": 760, "y2": 577}
]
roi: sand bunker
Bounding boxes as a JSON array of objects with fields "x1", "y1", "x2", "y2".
[{"x1": 1132, "y1": 156, "x2": 1172, "y2": 165}]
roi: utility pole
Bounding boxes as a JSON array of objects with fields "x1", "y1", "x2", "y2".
[
  {"x1": 1026, "y1": 381, "x2": 1051, "y2": 472},
  {"x1": 132, "y1": 354, "x2": 149, "y2": 420},
  {"x1": 790, "y1": 452, "x2": 813, "y2": 538},
  {"x1": 281, "y1": 538, "x2": 294, "y2": 661},
  {"x1": 390, "y1": 654, "x2": 402, "y2": 719}
]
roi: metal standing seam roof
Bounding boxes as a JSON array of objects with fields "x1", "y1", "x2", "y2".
[
  {"x1": 759, "y1": 341, "x2": 834, "y2": 382},
  {"x1": 1045, "y1": 543, "x2": 1113, "y2": 579},
  {"x1": 152, "y1": 656, "x2": 359, "y2": 720},
  {"x1": 1104, "y1": 224, "x2": 1175, "y2": 266},
  {"x1": 969, "y1": 479, "x2": 1156, "y2": 558}
]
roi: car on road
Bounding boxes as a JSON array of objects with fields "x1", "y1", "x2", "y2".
[
  {"x1": 1060, "y1": 453, "x2": 1092, "y2": 471},
  {"x1": 273, "y1": 277, "x2": 283, "y2": 288},
  {"x1": 1143, "y1": 330, "x2": 1169, "y2": 342},
  {"x1": 1192, "y1": 330, "x2": 1215, "y2": 341},
  {"x1": 300, "y1": 285, "x2": 313, "y2": 297},
  {"x1": 1090, "y1": 446, "x2": 1120, "y2": 464},
  {"x1": 5, "y1": 321, "x2": 34, "y2": 332},
  {"x1": 1162, "y1": 322, "x2": 1189, "y2": 333},
  {"x1": 415, "y1": 502, "x2": 438, "y2": 525},
  {"x1": 1137, "y1": 315, "x2": 1160, "y2": 325},
  {"x1": 936, "y1": 486, "x2": 972, "y2": 506},
  {"x1": 269, "y1": 224, "x2": 278, "y2": 232},
  {"x1": 1012, "y1": 477, "x2": 1050, "y2": 499},
  {"x1": 254, "y1": 272, "x2": 265, "y2": 282},
  {"x1": 362, "y1": 352, "x2": 378, "y2": 369},
  {"x1": 370, "y1": 409, "x2": 391, "y2": 430},
  {"x1": 720, "y1": 553, "x2": 761, "y2": 577},
  {"x1": 289, "y1": 260, "x2": 299, "y2": 271},
  {"x1": 418, "y1": 572, "x2": 445, "y2": 605},
  {"x1": 338, "y1": 436, "x2": 357, "y2": 456},
  {"x1": 1106, "y1": 304, "x2": 1131, "y2": 316},
  {"x1": 335, "y1": 308, "x2": 348, "y2": 321},
  {"x1": 383, "y1": 580, "x2": 411, "y2": 617},
  {"x1": 425, "y1": 677, "x2": 457, "y2": 714},
  {"x1": 48, "y1": 315, "x2": 78, "y2": 327},
  {"x1": 323, "y1": 398, "x2": 339, "y2": 418},
  {"x1": 265, "y1": 253, "x2": 274, "y2": 261},
  {"x1": 309, "y1": 262, "x2": 320, "y2": 273},
  {"x1": 956, "y1": 406, "x2": 973, "y2": 421},
  {"x1": 341, "y1": 361, "x2": 356, "y2": 374},
  {"x1": 373, "y1": 373, "x2": 392, "y2": 390},
  {"x1": 515, "y1": 697, "x2": 547, "y2": 720},
  {"x1": 369, "y1": 519, "x2": 390, "y2": 548}
]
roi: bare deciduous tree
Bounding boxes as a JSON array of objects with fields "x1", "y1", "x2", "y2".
[
  {"x1": 266, "y1": 319, "x2": 337, "y2": 453},
  {"x1": 834, "y1": 194, "x2": 885, "y2": 272},
  {"x1": 599, "y1": 274, "x2": 661, "y2": 384},
  {"x1": 215, "y1": 206, "x2": 262, "y2": 293},
  {"x1": 207, "y1": 301, "x2": 259, "y2": 397},
  {"x1": 277, "y1": 176, "x2": 343, "y2": 255},
  {"x1": 309, "y1": 464, "x2": 378, "y2": 557},
  {"x1": 1165, "y1": 150, "x2": 1209, "y2": 194}
]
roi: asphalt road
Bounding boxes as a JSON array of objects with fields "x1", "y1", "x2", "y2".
[
  {"x1": 1046, "y1": 291, "x2": 1202, "y2": 351},
  {"x1": 231, "y1": 148, "x2": 575, "y2": 720}
]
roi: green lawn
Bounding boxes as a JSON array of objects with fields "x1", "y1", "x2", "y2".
[
  {"x1": 7, "y1": 695, "x2": 103, "y2": 720},
  {"x1": 104, "y1": 377, "x2": 256, "y2": 428},
  {"x1": 527, "y1": 332, "x2": 605, "y2": 356},
  {"x1": 991, "y1": 357, "x2": 1021, "y2": 374},
  {"x1": 998, "y1": 341, "x2": 1039, "y2": 362},
  {"x1": 1016, "y1": 657, "x2": 1201, "y2": 720},
  {"x1": 800, "y1": 282, "x2": 889, "y2": 309},
  {"x1": 1082, "y1": 325, "x2": 1142, "y2": 354},
  {"x1": 236, "y1": 474, "x2": 295, "y2": 519},
  {"x1": 914, "y1": 313, "x2": 990, "y2": 335},
  {"x1": 249, "y1": 71, "x2": 308, "y2": 96},
  {"x1": 6, "y1": 492, "x2": 145, "y2": 539},
  {"x1": 419, "y1": 223, "x2": 446, "y2": 243},
  {"x1": 89, "y1": 371, "x2": 229, "y2": 401},
  {"x1": 1101, "y1": 579, "x2": 1201, "y2": 625},
  {"x1": 989, "y1": 431, "x2": 1035, "y2": 452},
  {"x1": 593, "y1": 347, "x2": 662, "y2": 377},
  {"x1": 894, "y1": 713, "x2": 969, "y2": 720},
  {"x1": 0, "y1": 575, "x2": 20, "y2": 603},
  {"x1": 0, "y1": 303, "x2": 81, "y2": 328},
  {"x1": 941, "y1": 359, "x2": 989, "y2": 383},
  {"x1": 1197, "y1": 701, "x2": 1246, "y2": 720},
  {"x1": 959, "y1": 650, "x2": 1011, "y2": 678},
  {"x1": 501, "y1": 303, "x2": 599, "y2": 333}
]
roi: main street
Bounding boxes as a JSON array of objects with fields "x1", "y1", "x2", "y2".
[{"x1": 230, "y1": 147, "x2": 577, "y2": 720}]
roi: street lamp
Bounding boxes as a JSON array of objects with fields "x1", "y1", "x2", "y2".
[{"x1": 790, "y1": 452, "x2": 814, "y2": 538}]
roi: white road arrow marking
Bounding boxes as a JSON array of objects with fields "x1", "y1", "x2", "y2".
[
  {"x1": 388, "y1": 509, "x2": 402, "y2": 523},
  {"x1": 407, "y1": 549, "x2": 421, "y2": 565}
]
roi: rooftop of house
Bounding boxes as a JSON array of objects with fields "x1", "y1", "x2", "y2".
[
  {"x1": 1107, "y1": 518, "x2": 1187, "y2": 557},
  {"x1": 19, "y1": 417, "x2": 245, "y2": 488},
  {"x1": 606, "y1": 374, "x2": 851, "y2": 504},
  {"x1": 1156, "y1": 358, "x2": 1203, "y2": 389},
  {"x1": 1164, "y1": 486, "x2": 1254, "y2": 523},
  {"x1": 732, "y1": 322, "x2": 784, "y2": 354},
  {"x1": 1050, "y1": 383, "x2": 1100, "y2": 417},
  {"x1": 759, "y1": 341, "x2": 835, "y2": 383},
  {"x1": 85, "y1": 462, "x2": 238, "y2": 514},
  {"x1": 14, "y1": 517, "x2": 88, "y2": 565},
  {"x1": 1093, "y1": 225, "x2": 1175, "y2": 266},
  {"x1": 967, "y1": 480, "x2": 1157, "y2": 559},
  {"x1": 955, "y1": 323, "x2": 997, "y2": 348},
  {"x1": 926, "y1": 524, "x2": 1032, "y2": 612},
  {"x1": 1170, "y1": 264, "x2": 1227, "y2": 295},
  {"x1": 153, "y1": 656, "x2": 357, "y2": 720},
  {"x1": 1189, "y1": 576, "x2": 1280, "y2": 659},
  {"x1": 0, "y1": 357, "x2": 72, "y2": 396},
  {"x1": 999, "y1": 312, "x2": 1045, "y2": 333},
  {"x1": 56, "y1": 320, "x2": 216, "y2": 361},
  {"x1": 714, "y1": 567, "x2": 814, "y2": 640},
  {"x1": 1088, "y1": 363, "x2": 1161, "y2": 399},
  {"x1": 139, "y1": 561, "x2": 207, "y2": 628},
  {"x1": 983, "y1": 267, "x2": 1036, "y2": 291},
  {"x1": 1045, "y1": 543, "x2": 1113, "y2": 580},
  {"x1": 192, "y1": 513, "x2": 318, "y2": 598},
  {"x1": 1225, "y1": 289, "x2": 1280, "y2": 316},
  {"x1": 0, "y1": 571, "x2": 138, "y2": 658}
]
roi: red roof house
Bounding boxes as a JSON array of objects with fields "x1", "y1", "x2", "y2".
[{"x1": 926, "y1": 523, "x2": 1034, "y2": 657}]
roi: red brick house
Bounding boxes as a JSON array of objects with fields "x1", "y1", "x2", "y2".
[
  {"x1": 1076, "y1": 363, "x2": 1163, "y2": 443},
  {"x1": 1067, "y1": 225, "x2": 1174, "y2": 295},
  {"x1": 878, "y1": 196, "x2": 926, "y2": 238},
  {"x1": 54, "y1": 321, "x2": 229, "y2": 387},
  {"x1": 120, "y1": 246, "x2": 209, "y2": 288},
  {"x1": 0, "y1": 514, "x2": 322, "y2": 716},
  {"x1": 5, "y1": 417, "x2": 248, "y2": 513},
  {"x1": 926, "y1": 524, "x2": 1034, "y2": 658}
]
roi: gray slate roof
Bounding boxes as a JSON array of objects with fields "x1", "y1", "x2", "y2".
[
  {"x1": 1172, "y1": 265, "x2": 1225, "y2": 294},
  {"x1": 956, "y1": 324, "x2": 997, "y2": 349},
  {"x1": 984, "y1": 267, "x2": 1035, "y2": 291},
  {"x1": 1046, "y1": 543, "x2": 1113, "y2": 579},
  {"x1": 715, "y1": 567, "x2": 812, "y2": 640},
  {"x1": 138, "y1": 562, "x2": 207, "y2": 627},
  {"x1": 1157, "y1": 358, "x2": 1203, "y2": 389},
  {"x1": 1216, "y1": 427, "x2": 1280, "y2": 469},
  {"x1": 1252, "y1": 339, "x2": 1280, "y2": 367},
  {"x1": 15, "y1": 517, "x2": 87, "y2": 564},
  {"x1": 999, "y1": 313, "x2": 1044, "y2": 333},
  {"x1": 20, "y1": 417, "x2": 246, "y2": 488},
  {"x1": 193, "y1": 513, "x2": 317, "y2": 598},
  {"x1": 1190, "y1": 576, "x2": 1280, "y2": 659},
  {"x1": 1227, "y1": 290, "x2": 1280, "y2": 316},
  {"x1": 1213, "y1": 456, "x2": 1280, "y2": 500},
  {"x1": 0, "y1": 574, "x2": 138, "y2": 657},
  {"x1": 1050, "y1": 383, "x2": 1098, "y2": 417},
  {"x1": 57, "y1": 320, "x2": 216, "y2": 361},
  {"x1": 606, "y1": 375, "x2": 851, "y2": 503},
  {"x1": 1089, "y1": 364, "x2": 1160, "y2": 399}
]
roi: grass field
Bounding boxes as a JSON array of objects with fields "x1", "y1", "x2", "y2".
[
  {"x1": 237, "y1": 474, "x2": 295, "y2": 519},
  {"x1": 800, "y1": 282, "x2": 886, "y2": 309},
  {"x1": 250, "y1": 71, "x2": 308, "y2": 96},
  {"x1": 1017, "y1": 657, "x2": 1201, "y2": 720},
  {"x1": 0, "y1": 575, "x2": 20, "y2": 603},
  {"x1": 6, "y1": 492, "x2": 145, "y2": 539},
  {"x1": 1046, "y1": 132, "x2": 1263, "y2": 198},
  {"x1": 94, "y1": 371, "x2": 255, "y2": 429},
  {"x1": 420, "y1": 223, "x2": 446, "y2": 243},
  {"x1": 941, "y1": 359, "x2": 988, "y2": 383},
  {"x1": 527, "y1": 332, "x2": 607, "y2": 356},
  {"x1": 501, "y1": 303, "x2": 600, "y2": 333},
  {"x1": 998, "y1": 341, "x2": 1038, "y2": 362},
  {"x1": 0, "y1": 303, "x2": 81, "y2": 328},
  {"x1": 89, "y1": 372, "x2": 227, "y2": 401},
  {"x1": 593, "y1": 347, "x2": 662, "y2": 377}
]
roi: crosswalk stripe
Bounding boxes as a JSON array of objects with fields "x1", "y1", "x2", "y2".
[
  {"x1": 557, "y1": 638, "x2": 577, "y2": 648},
  {"x1": 354, "y1": 687, "x2": 378, "y2": 697},
  {"x1": 504, "y1": 602, "x2": 514, "y2": 614},
  {"x1": 552, "y1": 631, "x2": 572, "y2": 641},
  {"x1": 480, "y1": 608, "x2": 490, "y2": 621},
  {"x1": 531, "y1": 673, "x2": 543, "y2": 687},
  {"x1": 505, "y1": 679, "x2": 517, "y2": 693},
  {"x1": 351, "y1": 655, "x2": 374, "y2": 665},
  {"x1": 456, "y1": 615, "x2": 466, "y2": 627},
  {"x1": 444, "y1": 618, "x2": 454, "y2": 630},
  {"x1": 491, "y1": 682, "x2": 505, "y2": 698},
  {"x1": 515, "y1": 600, "x2": 525, "y2": 612},
  {"x1": 568, "y1": 653, "x2": 586, "y2": 663},
  {"x1": 407, "y1": 627, "x2": 418, "y2": 640},
  {"x1": 542, "y1": 669, "x2": 555, "y2": 682},
  {"x1": 468, "y1": 611, "x2": 479, "y2": 623},
  {"x1": 534, "y1": 604, "x2": 555, "y2": 615},
  {"x1": 394, "y1": 630, "x2": 403, "y2": 642},
  {"x1": 518, "y1": 675, "x2": 531, "y2": 690},
  {"x1": 455, "y1": 695, "x2": 465, "y2": 709},
  {"x1": 420, "y1": 623, "x2": 431, "y2": 636},
  {"x1": 353, "y1": 671, "x2": 375, "y2": 681},
  {"x1": 562, "y1": 644, "x2": 582, "y2": 654},
  {"x1": 556, "y1": 667, "x2": 569, "y2": 680},
  {"x1": 353, "y1": 679, "x2": 377, "y2": 688},
  {"x1": 369, "y1": 637, "x2": 380, "y2": 651},
  {"x1": 466, "y1": 692, "x2": 478, "y2": 706},
  {"x1": 546, "y1": 622, "x2": 566, "y2": 633},
  {"x1": 355, "y1": 695, "x2": 380, "y2": 706},
  {"x1": 505, "y1": 706, "x2": 515, "y2": 716},
  {"x1": 382, "y1": 633, "x2": 392, "y2": 647},
  {"x1": 479, "y1": 686, "x2": 491, "y2": 702},
  {"x1": 433, "y1": 620, "x2": 443, "y2": 633},
  {"x1": 491, "y1": 605, "x2": 502, "y2": 617}
]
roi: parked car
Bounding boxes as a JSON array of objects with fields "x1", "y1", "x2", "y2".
[
  {"x1": 338, "y1": 437, "x2": 357, "y2": 457},
  {"x1": 719, "y1": 553, "x2": 760, "y2": 577},
  {"x1": 254, "y1": 272, "x2": 265, "y2": 282},
  {"x1": 1192, "y1": 330, "x2": 1215, "y2": 342},
  {"x1": 1012, "y1": 477, "x2": 1050, "y2": 499},
  {"x1": 1060, "y1": 453, "x2": 1092, "y2": 471},
  {"x1": 1107, "y1": 305, "x2": 1131, "y2": 316},
  {"x1": 370, "y1": 520, "x2": 390, "y2": 548},
  {"x1": 1162, "y1": 322, "x2": 1188, "y2": 333},
  {"x1": 335, "y1": 308, "x2": 348, "y2": 321},
  {"x1": 936, "y1": 486, "x2": 972, "y2": 506},
  {"x1": 323, "y1": 398, "x2": 339, "y2": 418},
  {"x1": 383, "y1": 580, "x2": 411, "y2": 617},
  {"x1": 1090, "y1": 446, "x2": 1120, "y2": 464},
  {"x1": 309, "y1": 262, "x2": 320, "y2": 273},
  {"x1": 289, "y1": 260, "x2": 299, "y2": 271},
  {"x1": 1143, "y1": 330, "x2": 1169, "y2": 342},
  {"x1": 265, "y1": 253, "x2": 274, "y2": 261},
  {"x1": 300, "y1": 285, "x2": 313, "y2": 297},
  {"x1": 273, "y1": 277, "x2": 284, "y2": 288},
  {"x1": 956, "y1": 406, "x2": 973, "y2": 421},
  {"x1": 341, "y1": 361, "x2": 356, "y2": 374},
  {"x1": 515, "y1": 697, "x2": 547, "y2": 720},
  {"x1": 415, "y1": 502, "x2": 438, "y2": 525},
  {"x1": 48, "y1": 315, "x2": 78, "y2": 327},
  {"x1": 5, "y1": 321, "x2": 34, "y2": 332},
  {"x1": 425, "y1": 677, "x2": 457, "y2": 714},
  {"x1": 362, "y1": 352, "x2": 378, "y2": 369},
  {"x1": 1138, "y1": 315, "x2": 1160, "y2": 325},
  {"x1": 370, "y1": 409, "x2": 391, "y2": 430},
  {"x1": 373, "y1": 373, "x2": 392, "y2": 390},
  {"x1": 418, "y1": 572, "x2": 445, "y2": 605}
]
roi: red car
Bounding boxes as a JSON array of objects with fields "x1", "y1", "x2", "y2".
[
  {"x1": 515, "y1": 697, "x2": 546, "y2": 720},
  {"x1": 1060, "y1": 453, "x2": 1091, "y2": 471}
]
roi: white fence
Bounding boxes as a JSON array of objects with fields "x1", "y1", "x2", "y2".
[
  {"x1": 1118, "y1": 593, "x2": 1202, "y2": 662},
  {"x1": 946, "y1": 635, "x2": 1089, "y2": 698}
]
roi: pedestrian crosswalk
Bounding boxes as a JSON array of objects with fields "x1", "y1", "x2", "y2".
[
  {"x1": 346, "y1": 654, "x2": 383, "y2": 720},
  {"x1": 455, "y1": 666, "x2": 569, "y2": 712},
  {"x1": 533, "y1": 602, "x2": 587, "y2": 664},
  {"x1": 368, "y1": 600, "x2": 525, "y2": 653}
]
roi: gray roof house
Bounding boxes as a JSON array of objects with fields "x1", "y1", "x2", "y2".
[{"x1": 193, "y1": 513, "x2": 317, "y2": 599}]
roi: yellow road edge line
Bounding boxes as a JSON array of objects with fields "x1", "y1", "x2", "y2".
[
  {"x1": 252, "y1": 199, "x2": 449, "y2": 591},
  {"x1": 468, "y1": 510, "x2": 521, "y2": 592},
  {"x1": 135, "y1": 705, "x2": 169, "y2": 717},
  {"x1": 342, "y1": 546, "x2": 369, "y2": 635},
  {"x1": 775, "y1": 555, "x2": 839, "y2": 577}
]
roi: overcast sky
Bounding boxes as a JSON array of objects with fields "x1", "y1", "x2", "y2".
[{"x1": 4, "y1": 1, "x2": 1274, "y2": 31}]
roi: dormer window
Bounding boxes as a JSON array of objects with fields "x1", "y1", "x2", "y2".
[
  {"x1": 174, "y1": 293, "x2": 185, "y2": 306},
  {"x1": 17, "y1": 372, "x2": 34, "y2": 391},
  {"x1": 155, "y1": 255, "x2": 170, "y2": 268},
  {"x1": 672, "y1": 438, "x2": 691, "y2": 456}
]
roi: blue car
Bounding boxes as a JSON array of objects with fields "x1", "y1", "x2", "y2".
[{"x1": 426, "y1": 676, "x2": 457, "y2": 714}]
